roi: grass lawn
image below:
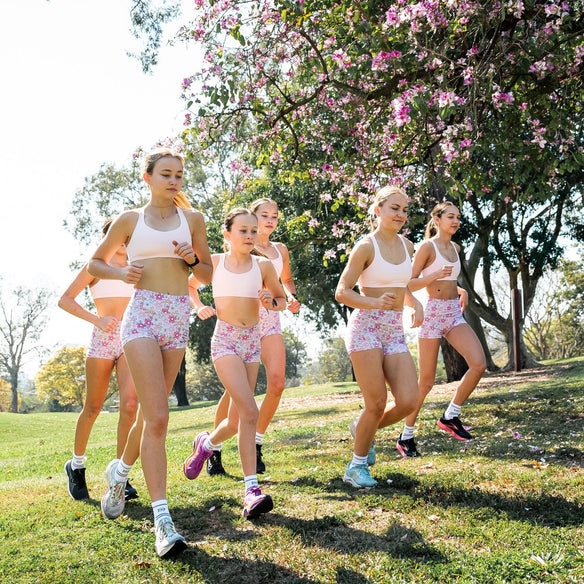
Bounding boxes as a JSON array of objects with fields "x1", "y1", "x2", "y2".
[{"x1": 1, "y1": 359, "x2": 583, "y2": 583}]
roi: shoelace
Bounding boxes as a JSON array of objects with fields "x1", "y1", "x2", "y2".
[
  {"x1": 157, "y1": 519, "x2": 176, "y2": 540},
  {"x1": 110, "y1": 481, "x2": 125, "y2": 504}
]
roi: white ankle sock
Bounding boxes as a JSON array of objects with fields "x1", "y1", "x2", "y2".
[
  {"x1": 203, "y1": 436, "x2": 218, "y2": 452},
  {"x1": 152, "y1": 499, "x2": 171, "y2": 524},
  {"x1": 114, "y1": 458, "x2": 132, "y2": 483},
  {"x1": 255, "y1": 432, "x2": 264, "y2": 445},
  {"x1": 350, "y1": 453, "x2": 369, "y2": 468},
  {"x1": 244, "y1": 475, "x2": 259, "y2": 492},
  {"x1": 71, "y1": 453, "x2": 85, "y2": 470},
  {"x1": 444, "y1": 401, "x2": 462, "y2": 420},
  {"x1": 401, "y1": 425, "x2": 415, "y2": 441}
]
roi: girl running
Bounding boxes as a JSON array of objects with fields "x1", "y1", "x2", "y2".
[
  {"x1": 397, "y1": 202, "x2": 486, "y2": 457},
  {"x1": 204, "y1": 197, "x2": 300, "y2": 476},
  {"x1": 182, "y1": 207, "x2": 286, "y2": 518},
  {"x1": 335, "y1": 186, "x2": 423, "y2": 488},
  {"x1": 60, "y1": 219, "x2": 138, "y2": 502},
  {"x1": 88, "y1": 149, "x2": 212, "y2": 559}
]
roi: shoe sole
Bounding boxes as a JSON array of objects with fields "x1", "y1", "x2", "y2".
[
  {"x1": 437, "y1": 420, "x2": 472, "y2": 441},
  {"x1": 158, "y1": 538, "x2": 188, "y2": 559},
  {"x1": 396, "y1": 441, "x2": 420, "y2": 458},
  {"x1": 244, "y1": 495, "x2": 274, "y2": 519},
  {"x1": 342, "y1": 474, "x2": 377, "y2": 489}
]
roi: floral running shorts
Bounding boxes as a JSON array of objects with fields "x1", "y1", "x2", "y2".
[
  {"x1": 345, "y1": 308, "x2": 409, "y2": 356},
  {"x1": 259, "y1": 307, "x2": 282, "y2": 339},
  {"x1": 211, "y1": 319, "x2": 261, "y2": 363},
  {"x1": 418, "y1": 297, "x2": 467, "y2": 339},
  {"x1": 121, "y1": 289, "x2": 190, "y2": 350},
  {"x1": 87, "y1": 322, "x2": 123, "y2": 361}
]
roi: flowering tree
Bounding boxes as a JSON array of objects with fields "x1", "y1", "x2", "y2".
[{"x1": 132, "y1": 0, "x2": 584, "y2": 367}]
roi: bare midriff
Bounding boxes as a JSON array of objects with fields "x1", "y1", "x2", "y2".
[
  {"x1": 360, "y1": 286, "x2": 407, "y2": 311},
  {"x1": 426, "y1": 279, "x2": 458, "y2": 300},
  {"x1": 215, "y1": 297, "x2": 261, "y2": 328},
  {"x1": 133, "y1": 257, "x2": 190, "y2": 296},
  {"x1": 94, "y1": 297, "x2": 131, "y2": 320}
]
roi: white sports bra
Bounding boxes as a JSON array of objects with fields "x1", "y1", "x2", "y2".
[
  {"x1": 358, "y1": 234, "x2": 412, "y2": 288},
  {"x1": 89, "y1": 279, "x2": 134, "y2": 300},
  {"x1": 420, "y1": 240, "x2": 461, "y2": 281},
  {"x1": 212, "y1": 254, "x2": 262, "y2": 299},
  {"x1": 126, "y1": 207, "x2": 192, "y2": 262},
  {"x1": 264, "y1": 244, "x2": 283, "y2": 278}
]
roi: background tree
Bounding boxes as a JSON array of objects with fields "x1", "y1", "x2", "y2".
[
  {"x1": 282, "y1": 329, "x2": 307, "y2": 381},
  {"x1": 153, "y1": 0, "x2": 584, "y2": 371},
  {"x1": 524, "y1": 257, "x2": 584, "y2": 360},
  {"x1": 0, "y1": 377, "x2": 13, "y2": 412},
  {"x1": 35, "y1": 346, "x2": 87, "y2": 411},
  {"x1": 0, "y1": 284, "x2": 52, "y2": 413}
]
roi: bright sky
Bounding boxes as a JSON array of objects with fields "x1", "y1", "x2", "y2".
[{"x1": 0, "y1": 0, "x2": 200, "y2": 375}]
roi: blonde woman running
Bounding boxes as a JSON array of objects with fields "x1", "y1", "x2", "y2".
[
  {"x1": 88, "y1": 149, "x2": 212, "y2": 559},
  {"x1": 397, "y1": 202, "x2": 486, "y2": 458},
  {"x1": 335, "y1": 186, "x2": 423, "y2": 488}
]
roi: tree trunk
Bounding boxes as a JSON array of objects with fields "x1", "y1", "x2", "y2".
[
  {"x1": 173, "y1": 357, "x2": 189, "y2": 406},
  {"x1": 10, "y1": 372, "x2": 18, "y2": 413}
]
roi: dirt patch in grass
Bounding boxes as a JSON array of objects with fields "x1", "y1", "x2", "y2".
[{"x1": 278, "y1": 363, "x2": 566, "y2": 411}]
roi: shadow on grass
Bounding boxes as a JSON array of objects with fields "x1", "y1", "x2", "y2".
[
  {"x1": 171, "y1": 546, "x2": 321, "y2": 584},
  {"x1": 264, "y1": 514, "x2": 446, "y2": 563}
]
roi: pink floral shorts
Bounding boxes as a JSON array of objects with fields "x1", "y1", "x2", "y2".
[
  {"x1": 211, "y1": 319, "x2": 261, "y2": 363},
  {"x1": 345, "y1": 309, "x2": 409, "y2": 356},
  {"x1": 87, "y1": 322, "x2": 123, "y2": 361},
  {"x1": 259, "y1": 308, "x2": 281, "y2": 339},
  {"x1": 121, "y1": 289, "x2": 190, "y2": 350},
  {"x1": 418, "y1": 297, "x2": 467, "y2": 339}
]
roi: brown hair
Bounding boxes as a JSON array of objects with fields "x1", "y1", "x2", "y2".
[
  {"x1": 142, "y1": 149, "x2": 191, "y2": 209},
  {"x1": 424, "y1": 202, "x2": 459, "y2": 238},
  {"x1": 101, "y1": 218, "x2": 113, "y2": 236},
  {"x1": 223, "y1": 207, "x2": 257, "y2": 251}
]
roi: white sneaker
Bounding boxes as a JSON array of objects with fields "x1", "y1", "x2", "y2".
[
  {"x1": 101, "y1": 459, "x2": 126, "y2": 519},
  {"x1": 155, "y1": 517, "x2": 187, "y2": 558}
]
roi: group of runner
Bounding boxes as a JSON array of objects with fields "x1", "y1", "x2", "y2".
[{"x1": 60, "y1": 149, "x2": 485, "y2": 559}]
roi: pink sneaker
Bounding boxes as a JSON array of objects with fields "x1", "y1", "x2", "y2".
[
  {"x1": 242, "y1": 486, "x2": 273, "y2": 519},
  {"x1": 183, "y1": 431, "x2": 212, "y2": 479}
]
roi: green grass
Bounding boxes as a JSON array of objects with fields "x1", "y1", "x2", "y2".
[{"x1": 1, "y1": 360, "x2": 583, "y2": 583}]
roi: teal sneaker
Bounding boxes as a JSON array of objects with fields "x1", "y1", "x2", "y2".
[
  {"x1": 342, "y1": 463, "x2": 378, "y2": 489},
  {"x1": 349, "y1": 419, "x2": 376, "y2": 466}
]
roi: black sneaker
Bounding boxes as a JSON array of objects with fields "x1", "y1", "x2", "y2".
[
  {"x1": 206, "y1": 450, "x2": 226, "y2": 476},
  {"x1": 125, "y1": 479, "x2": 138, "y2": 501},
  {"x1": 64, "y1": 460, "x2": 89, "y2": 500},
  {"x1": 396, "y1": 434, "x2": 420, "y2": 458},
  {"x1": 437, "y1": 415, "x2": 473, "y2": 440},
  {"x1": 256, "y1": 444, "x2": 266, "y2": 474}
]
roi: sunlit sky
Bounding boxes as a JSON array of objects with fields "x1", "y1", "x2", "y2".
[
  {"x1": 0, "y1": 0, "x2": 201, "y2": 373},
  {"x1": 1, "y1": 0, "x2": 325, "y2": 377}
]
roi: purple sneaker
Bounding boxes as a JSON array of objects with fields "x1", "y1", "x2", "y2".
[
  {"x1": 183, "y1": 431, "x2": 212, "y2": 479},
  {"x1": 243, "y1": 486, "x2": 273, "y2": 519}
]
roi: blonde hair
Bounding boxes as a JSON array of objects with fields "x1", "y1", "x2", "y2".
[
  {"x1": 368, "y1": 185, "x2": 408, "y2": 230},
  {"x1": 249, "y1": 197, "x2": 278, "y2": 215},
  {"x1": 425, "y1": 202, "x2": 459, "y2": 238},
  {"x1": 374, "y1": 185, "x2": 408, "y2": 208},
  {"x1": 142, "y1": 149, "x2": 191, "y2": 209}
]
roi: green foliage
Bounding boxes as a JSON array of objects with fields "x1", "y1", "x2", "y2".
[{"x1": 35, "y1": 346, "x2": 87, "y2": 410}]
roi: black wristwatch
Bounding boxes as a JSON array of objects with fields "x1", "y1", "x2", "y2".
[{"x1": 186, "y1": 254, "x2": 200, "y2": 268}]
